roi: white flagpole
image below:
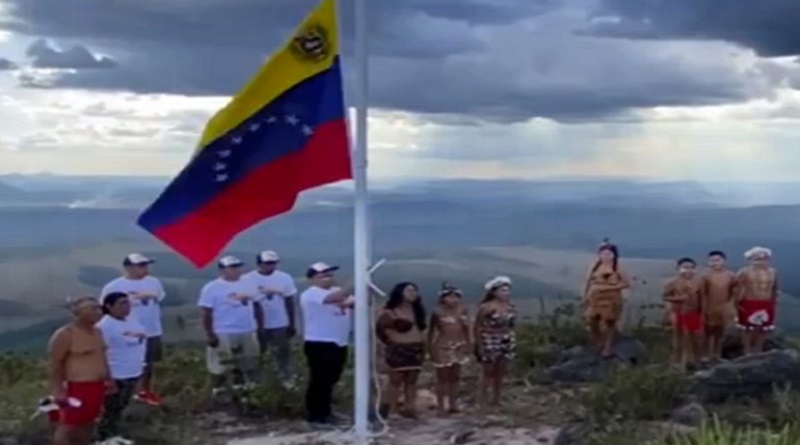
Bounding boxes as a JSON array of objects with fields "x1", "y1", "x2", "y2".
[{"x1": 351, "y1": 0, "x2": 371, "y2": 440}]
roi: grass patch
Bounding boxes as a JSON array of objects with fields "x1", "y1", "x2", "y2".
[
  {"x1": 583, "y1": 365, "x2": 688, "y2": 423},
  {"x1": 662, "y1": 417, "x2": 800, "y2": 445}
]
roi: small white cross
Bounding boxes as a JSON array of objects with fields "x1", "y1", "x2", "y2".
[
  {"x1": 249, "y1": 123, "x2": 260, "y2": 132},
  {"x1": 285, "y1": 115, "x2": 299, "y2": 126},
  {"x1": 216, "y1": 173, "x2": 228, "y2": 182},
  {"x1": 302, "y1": 125, "x2": 314, "y2": 136},
  {"x1": 217, "y1": 149, "x2": 231, "y2": 158},
  {"x1": 231, "y1": 136, "x2": 243, "y2": 145},
  {"x1": 213, "y1": 162, "x2": 226, "y2": 171}
]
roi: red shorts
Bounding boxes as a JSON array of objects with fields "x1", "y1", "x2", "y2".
[
  {"x1": 58, "y1": 381, "x2": 106, "y2": 426},
  {"x1": 674, "y1": 311, "x2": 703, "y2": 334},
  {"x1": 737, "y1": 299, "x2": 776, "y2": 331}
]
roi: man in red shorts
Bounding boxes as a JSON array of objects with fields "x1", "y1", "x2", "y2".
[
  {"x1": 48, "y1": 296, "x2": 114, "y2": 445},
  {"x1": 736, "y1": 247, "x2": 780, "y2": 355},
  {"x1": 663, "y1": 258, "x2": 705, "y2": 369}
]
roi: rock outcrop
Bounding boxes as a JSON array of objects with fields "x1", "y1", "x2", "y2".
[
  {"x1": 691, "y1": 350, "x2": 800, "y2": 403},
  {"x1": 535, "y1": 333, "x2": 648, "y2": 384}
]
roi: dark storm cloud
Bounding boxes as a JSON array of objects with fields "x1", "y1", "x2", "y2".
[
  {"x1": 27, "y1": 39, "x2": 117, "y2": 69},
  {"x1": 0, "y1": 0, "x2": 518, "y2": 57},
  {"x1": 0, "y1": 0, "x2": 792, "y2": 122},
  {"x1": 0, "y1": 57, "x2": 17, "y2": 70},
  {"x1": 584, "y1": 0, "x2": 800, "y2": 57}
]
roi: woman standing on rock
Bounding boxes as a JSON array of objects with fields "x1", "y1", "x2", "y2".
[
  {"x1": 582, "y1": 240, "x2": 631, "y2": 358},
  {"x1": 428, "y1": 283, "x2": 471, "y2": 415},
  {"x1": 376, "y1": 282, "x2": 427, "y2": 418},
  {"x1": 474, "y1": 276, "x2": 516, "y2": 409}
]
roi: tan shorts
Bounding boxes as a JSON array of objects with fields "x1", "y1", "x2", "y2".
[{"x1": 206, "y1": 332, "x2": 260, "y2": 376}]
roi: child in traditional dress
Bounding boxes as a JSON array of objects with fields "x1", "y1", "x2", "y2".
[
  {"x1": 735, "y1": 247, "x2": 779, "y2": 355},
  {"x1": 663, "y1": 258, "x2": 705, "y2": 369},
  {"x1": 428, "y1": 283, "x2": 471, "y2": 415},
  {"x1": 702, "y1": 251, "x2": 737, "y2": 360},
  {"x1": 474, "y1": 276, "x2": 515, "y2": 409},
  {"x1": 375, "y1": 282, "x2": 427, "y2": 418}
]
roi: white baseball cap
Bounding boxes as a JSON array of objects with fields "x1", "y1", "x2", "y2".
[
  {"x1": 257, "y1": 250, "x2": 280, "y2": 263},
  {"x1": 218, "y1": 255, "x2": 245, "y2": 268},
  {"x1": 306, "y1": 262, "x2": 339, "y2": 278},
  {"x1": 123, "y1": 253, "x2": 154, "y2": 266}
]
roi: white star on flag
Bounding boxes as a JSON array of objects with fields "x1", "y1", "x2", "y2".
[
  {"x1": 302, "y1": 125, "x2": 314, "y2": 136},
  {"x1": 231, "y1": 136, "x2": 243, "y2": 145},
  {"x1": 285, "y1": 115, "x2": 299, "y2": 126},
  {"x1": 249, "y1": 123, "x2": 260, "y2": 132},
  {"x1": 216, "y1": 173, "x2": 229, "y2": 182},
  {"x1": 213, "y1": 162, "x2": 226, "y2": 171},
  {"x1": 266, "y1": 116, "x2": 277, "y2": 124},
  {"x1": 217, "y1": 150, "x2": 232, "y2": 158}
]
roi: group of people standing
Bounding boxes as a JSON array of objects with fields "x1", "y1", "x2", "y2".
[
  {"x1": 374, "y1": 276, "x2": 516, "y2": 419},
  {"x1": 44, "y1": 241, "x2": 781, "y2": 444},
  {"x1": 582, "y1": 241, "x2": 781, "y2": 369},
  {"x1": 46, "y1": 251, "x2": 302, "y2": 445}
]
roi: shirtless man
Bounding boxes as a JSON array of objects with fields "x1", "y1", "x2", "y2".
[
  {"x1": 702, "y1": 251, "x2": 737, "y2": 360},
  {"x1": 663, "y1": 258, "x2": 705, "y2": 369},
  {"x1": 48, "y1": 296, "x2": 114, "y2": 445},
  {"x1": 735, "y1": 247, "x2": 780, "y2": 355}
]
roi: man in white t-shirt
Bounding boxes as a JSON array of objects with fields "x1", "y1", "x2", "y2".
[
  {"x1": 100, "y1": 253, "x2": 166, "y2": 407},
  {"x1": 244, "y1": 250, "x2": 298, "y2": 386},
  {"x1": 300, "y1": 262, "x2": 354, "y2": 427},
  {"x1": 199, "y1": 255, "x2": 264, "y2": 394}
]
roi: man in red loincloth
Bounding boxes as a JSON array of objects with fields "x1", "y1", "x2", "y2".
[{"x1": 735, "y1": 247, "x2": 780, "y2": 355}]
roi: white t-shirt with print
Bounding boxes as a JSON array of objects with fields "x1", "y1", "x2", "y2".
[
  {"x1": 96, "y1": 315, "x2": 147, "y2": 380},
  {"x1": 101, "y1": 276, "x2": 166, "y2": 338},
  {"x1": 197, "y1": 278, "x2": 258, "y2": 335},
  {"x1": 244, "y1": 270, "x2": 298, "y2": 329},
  {"x1": 301, "y1": 286, "x2": 352, "y2": 347}
]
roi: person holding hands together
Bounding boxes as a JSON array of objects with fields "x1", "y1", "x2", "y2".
[
  {"x1": 244, "y1": 250, "x2": 298, "y2": 388},
  {"x1": 199, "y1": 255, "x2": 263, "y2": 396}
]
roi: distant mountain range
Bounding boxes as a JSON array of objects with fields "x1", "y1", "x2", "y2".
[
  {"x1": 0, "y1": 173, "x2": 797, "y2": 350},
  {"x1": 1, "y1": 174, "x2": 798, "y2": 210}
]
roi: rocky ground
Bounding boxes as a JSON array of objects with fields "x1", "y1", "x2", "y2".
[{"x1": 4, "y1": 324, "x2": 800, "y2": 445}]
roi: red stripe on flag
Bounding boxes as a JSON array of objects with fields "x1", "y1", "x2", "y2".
[{"x1": 151, "y1": 120, "x2": 351, "y2": 267}]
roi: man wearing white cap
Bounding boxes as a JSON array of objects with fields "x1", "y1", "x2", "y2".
[
  {"x1": 300, "y1": 262, "x2": 354, "y2": 427},
  {"x1": 100, "y1": 253, "x2": 166, "y2": 407},
  {"x1": 199, "y1": 255, "x2": 264, "y2": 395},
  {"x1": 243, "y1": 250, "x2": 298, "y2": 387},
  {"x1": 735, "y1": 247, "x2": 780, "y2": 355}
]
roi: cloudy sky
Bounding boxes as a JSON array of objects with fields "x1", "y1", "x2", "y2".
[{"x1": 1, "y1": 0, "x2": 799, "y2": 182}]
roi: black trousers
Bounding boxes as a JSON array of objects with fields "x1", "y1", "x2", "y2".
[
  {"x1": 97, "y1": 378, "x2": 137, "y2": 440},
  {"x1": 304, "y1": 341, "x2": 348, "y2": 423}
]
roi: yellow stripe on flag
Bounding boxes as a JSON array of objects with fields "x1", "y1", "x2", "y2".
[{"x1": 197, "y1": 0, "x2": 340, "y2": 152}]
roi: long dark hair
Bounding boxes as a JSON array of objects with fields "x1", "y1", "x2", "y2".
[
  {"x1": 385, "y1": 282, "x2": 427, "y2": 331},
  {"x1": 591, "y1": 238, "x2": 619, "y2": 273},
  {"x1": 102, "y1": 292, "x2": 128, "y2": 316}
]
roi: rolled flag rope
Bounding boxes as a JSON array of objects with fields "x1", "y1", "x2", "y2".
[{"x1": 32, "y1": 396, "x2": 81, "y2": 421}]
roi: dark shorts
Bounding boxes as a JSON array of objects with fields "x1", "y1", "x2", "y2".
[{"x1": 145, "y1": 336, "x2": 163, "y2": 363}]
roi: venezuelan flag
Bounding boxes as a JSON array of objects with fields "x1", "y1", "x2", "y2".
[{"x1": 137, "y1": 0, "x2": 351, "y2": 268}]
